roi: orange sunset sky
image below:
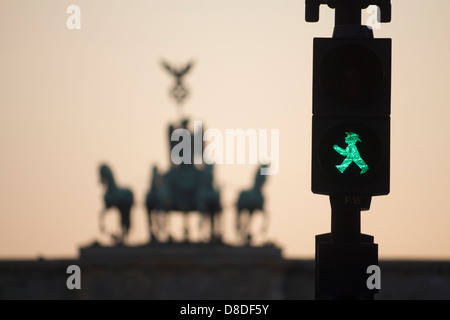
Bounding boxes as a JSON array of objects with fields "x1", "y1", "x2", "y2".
[{"x1": 0, "y1": 0, "x2": 449, "y2": 260}]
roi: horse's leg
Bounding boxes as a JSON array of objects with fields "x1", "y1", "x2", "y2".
[
  {"x1": 203, "y1": 212, "x2": 210, "y2": 242},
  {"x1": 214, "y1": 209, "x2": 222, "y2": 242},
  {"x1": 165, "y1": 211, "x2": 174, "y2": 242},
  {"x1": 122, "y1": 224, "x2": 128, "y2": 245},
  {"x1": 237, "y1": 209, "x2": 249, "y2": 245},
  {"x1": 236, "y1": 209, "x2": 242, "y2": 243},
  {"x1": 154, "y1": 210, "x2": 164, "y2": 242},
  {"x1": 147, "y1": 209, "x2": 154, "y2": 243},
  {"x1": 208, "y1": 210, "x2": 214, "y2": 242},
  {"x1": 120, "y1": 220, "x2": 128, "y2": 245},
  {"x1": 237, "y1": 209, "x2": 242, "y2": 232},
  {"x1": 244, "y1": 209, "x2": 253, "y2": 245},
  {"x1": 99, "y1": 209, "x2": 107, "y2": 234},
  {"x1": 198, "y1": 211, "x2": 205, "y2": 241},
  {"x1": 121, "y1": 224, "x2": 127, "y2": 244},
  {"x1": 160, "y1": 210, "x2": 169, "y2": 242},
  {"x1": 151, "y1": 209, "x2": 163, "y2": 243},
  {"x1": 213, "y1": 211, "x2": 220, "y2": 240},
  {"x1": 260, "y1": 209, "x2": 269, "y2": 238},
  {"x1": 121, "y1": 205, "x2": 132, "y2": 245},
  {"x1": 183, "y1": 211, "x2": 189, "y2": 242}
]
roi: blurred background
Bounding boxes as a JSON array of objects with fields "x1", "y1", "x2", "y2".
[{"x1": 0, "y1": 0, "x2": 449, "y2": 260}]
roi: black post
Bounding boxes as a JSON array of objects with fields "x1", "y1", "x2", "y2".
[
  {"x1": 308, "y1": 1, "x2": 388, "y2": 299},
  {"x1": 331, "y1": 196, "x2": 361, "y2": 243},
  {"x1": 316, "y1": 195, "x2": 377, "y2": 300}
]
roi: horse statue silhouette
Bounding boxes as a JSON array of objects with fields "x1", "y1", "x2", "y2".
[
  {"x1": 236, "y1": 165, "x2": 269, "y2": 245},
  {"x1": 196, "y1": 164, "x2": 222, "y2": 242},
  {"x1": 99, "y1": 164, "x2": 134, "y2": 245},
  {"x1": 145, "y1": 166, "x2": 163, "y2": 242},
  {"x1": 145, "y1": 165, "x2": 172, "y2": 242}
]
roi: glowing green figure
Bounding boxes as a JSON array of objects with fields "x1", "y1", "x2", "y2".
[{"x1": 333, "y1": 132, "x2": 369, "y2": 175}]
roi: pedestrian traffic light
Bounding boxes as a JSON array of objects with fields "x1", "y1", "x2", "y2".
[
  {"x1": 307, "y1": 0, "x2": 392, "y2": 300},
  {"x1": 311, "y1": 37, "x2": 391, "y2": 196}
]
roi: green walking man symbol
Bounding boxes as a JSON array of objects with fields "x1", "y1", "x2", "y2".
[{"x1": 333, "y1": 132, "x2": 369, "y2": 175}]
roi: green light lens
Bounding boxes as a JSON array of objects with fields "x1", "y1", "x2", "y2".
[{"x1": 333, "y1": 132, "x2": 369, "y2": 175}]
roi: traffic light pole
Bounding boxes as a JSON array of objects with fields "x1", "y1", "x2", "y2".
[
  {"x1": 316, "y1": 195, "x2": 377, "y2": 300},
  {"x1": 331, "y1": 195, "x2": 363, "y2": 243},
  {"x1": 307, "y1": 0, "x2": 391, "y2": 300}
]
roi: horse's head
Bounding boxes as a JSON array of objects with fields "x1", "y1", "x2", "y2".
[
  {"x1": 99, "y1": 164, "x2": 114, "y2": 186},
  {"x1": 150, "y1": 165, "x2": 163, "y2": 188},
  {"x1": 254, "y1": 164, "x2": 268, "y2": 188}
]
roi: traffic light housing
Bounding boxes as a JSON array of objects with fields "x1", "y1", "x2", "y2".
[{"x1": 311, "y1": 38, "x2": 391, "y2": 196}]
